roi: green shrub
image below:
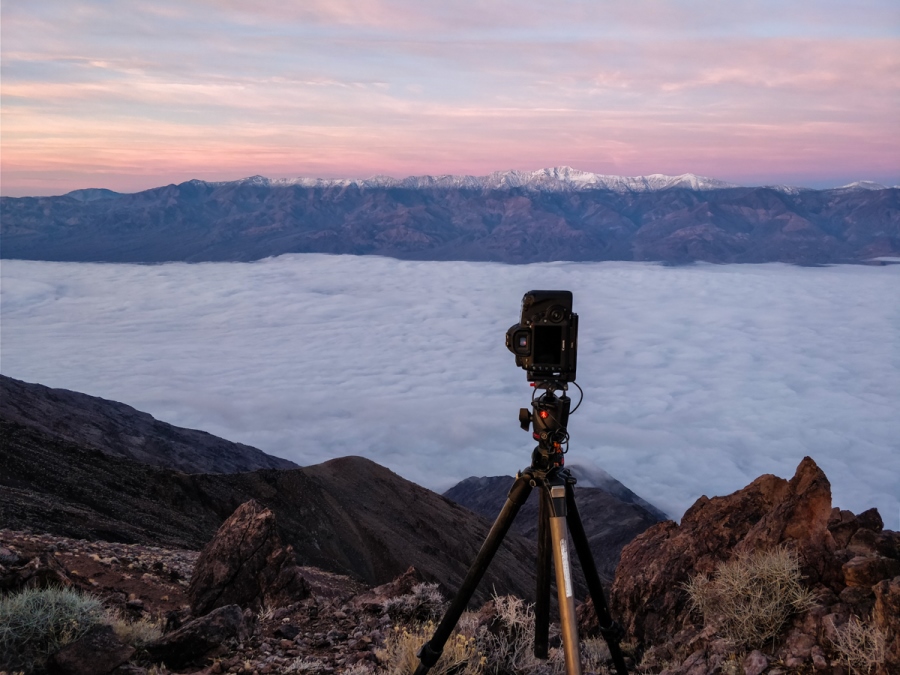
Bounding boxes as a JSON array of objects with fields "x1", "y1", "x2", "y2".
[
  {"x1": 684, "y1": 546, "x2": 818, "y2": 649},
  {"x1": 0, "y1": 586, "x2": 104, "y2": 672}
]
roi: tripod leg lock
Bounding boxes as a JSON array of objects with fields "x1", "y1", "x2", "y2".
[
  {"x1": 416, "y1": 640, "x2": 443, "y2": 671},
  {"x1": 598, "y1": 619, "x2": 626, "y2": 644}
]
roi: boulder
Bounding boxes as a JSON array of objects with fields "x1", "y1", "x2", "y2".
[
  {"x1": 46, "y1": 624, "x2": 134, "y2": 675},
  {"x1": 187, "y1": 500, "x2": 310, "y2": 615},
  {"x1": 0, "y1": 551, "x2": 71, "y2": 592},
  {"x1": 873, "y1": 576, "x2": 900, "y2": 671},
  {"x1": 144, "y1": 604, "x2": 244, "y2": 669}
]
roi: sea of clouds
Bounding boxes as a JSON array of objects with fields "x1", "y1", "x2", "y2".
[{"x1": 2, "y1": 255, "x2": 898, "y2": 527}]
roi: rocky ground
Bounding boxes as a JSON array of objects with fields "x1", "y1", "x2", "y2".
[
  {"x1": 2, "y1": 457, "x2": 898, "y2": 675},
  {"x1": 0, "y1": 526, "x2": 401, "y2": 674}
]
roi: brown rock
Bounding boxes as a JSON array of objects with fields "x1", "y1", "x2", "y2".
[
  {"x1": 0, "y1": 551, "x2": 71, "y2": 592},
  {"x1": 742, "y1": 649, "x2": 768, "y2": 675},
  {"x1": 188, "y1": 500, "x2": 310, "y2": 615},
  {"x1": 828, "y1": 509, "x2": 859, "y2": 549},
  {"x1": 144, "y1": 604, "x2": 244, "y2": 669},
  {"x1": 46, "y1": 624, "x2": 134, "y2": 675},
  {"x1": 848, "y1": 528, "x2": 880, "y2": 555},
  {"x1": 873, "y1": 576, "x2": 900, "y2": 670},
  {"x1": 611, "y1": 456, "x2": 834, "y2": 647},
  {"x1": 842, "y1": 555, "x2": 900, "y2": 588}
]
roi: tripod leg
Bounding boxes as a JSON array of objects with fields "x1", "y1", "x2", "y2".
[
  {"x1": 565, "y1": 483, "x2": 630, "y2": 675},
  {"x1": 548, "y1": 484, "x2": 582, "y2": 675},
  {"x1": 414, "y1": 474, "x2": 533, "y2": 675},
  {"x1": 534, "y1": 485, "x2": 552, "y2": 659}
]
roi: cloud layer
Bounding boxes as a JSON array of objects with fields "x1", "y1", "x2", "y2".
[
  {"x1": 2, "y1": 256, "x2": 898, "y2": 528},
  {"x1": 2, "y1": 1, "x2": 898, "y2": 195}
]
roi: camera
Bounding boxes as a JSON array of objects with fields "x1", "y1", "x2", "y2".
[{"x1": 506, "y1": 290, "x2": 578, "y2": 382}]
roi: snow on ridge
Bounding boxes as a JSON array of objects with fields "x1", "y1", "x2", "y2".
[{"x1": 222, "y1": 167, "x2": 740, "y2": 193}]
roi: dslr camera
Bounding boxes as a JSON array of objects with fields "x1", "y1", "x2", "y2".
[{"x1": 506, "y1": 290, "x2": 578, "y2": 382}]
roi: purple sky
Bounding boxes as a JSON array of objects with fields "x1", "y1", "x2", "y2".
[{"x1": 2, "y1": 0, "x2": 899, "y2": 196}]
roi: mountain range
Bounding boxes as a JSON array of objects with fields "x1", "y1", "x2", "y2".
[{"x1": 3, "y1": 167, "x2": 897, "y2": 265}]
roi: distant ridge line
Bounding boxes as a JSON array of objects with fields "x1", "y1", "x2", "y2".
[{"x1": 60, "y1": 167, "x2": 895, "y2": 200}]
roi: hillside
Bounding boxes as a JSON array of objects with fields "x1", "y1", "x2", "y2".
[
  {"x1": 2, "y1": 171, "x2": 898, "y2": 265},
  {"x1": 0, "y1": 374, "x2": 296, "y2": 474},
  {"x1": 444, "y1": 475, "x2": 663, "y2": 582}
]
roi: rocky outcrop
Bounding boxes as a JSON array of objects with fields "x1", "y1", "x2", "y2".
[
  {"x1": 610, "y1": 457, "x2": 834, "y2": 647},
  {"x1": 188, "y1": 500, "x2": 310, "y2": 615},
  {"x1": 607, "y1": 456, "x2": 899, "y2": 674},
  {"x1": 45, "y1": 624, "x2": 134, "y2": 675},
  {"x1": 144, "y1": 604, "x2": 246, "y2": 669}
]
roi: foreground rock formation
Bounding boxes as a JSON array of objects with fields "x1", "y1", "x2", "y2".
[{"x1": 608, "y1": 457, "x2": 899, "y2": 674}]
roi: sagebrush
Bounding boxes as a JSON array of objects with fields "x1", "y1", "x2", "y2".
[
  {"x1": 684, "y1": 546, "x2": 818, "y2": 649},
  {"x1": 0, "y1": 586, "x2": 104, "y2": 672}
]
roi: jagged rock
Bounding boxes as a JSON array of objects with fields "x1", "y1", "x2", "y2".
[
  {"x1": 843, "y1": 555, "x2": 900, "y2": 587},
  {"x1": 0, "y1": 551, "x2": 71, "y2": 592},
  {"x1": 144, "y1": 604, "x2": 245, "y2": 669},
  {"x1": 873, "y1": 576, "x2": 900, "y2": 671},
  {"x1": 611, "y1": 456, "x2": 835, "y2": 647},
  {"x1": 46, "y1": 624, "x2": 134, "y2": 675},
  {"x1": 188, "y1": 500, "x2": 310, "y2": 615}
]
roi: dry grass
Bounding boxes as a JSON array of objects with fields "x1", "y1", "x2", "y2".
[
  {"x1": 377, "y1": 621, "x2": 484, "y2": 675},
  {"x1": 105, "y1": 607, "x2": 164, "y2": 648},
  {"x1": 684, "y1": 546, "x2": 818, "y2": 649},
  {"x1": 829, "y1": 615, "x2": 886, "y2": 674}
]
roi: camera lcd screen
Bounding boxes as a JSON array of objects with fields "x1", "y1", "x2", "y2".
[{"x1": 533, "y1": 325, "x2": 563, "y2": 366}]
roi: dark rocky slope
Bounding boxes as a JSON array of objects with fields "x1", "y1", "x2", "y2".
[
  {"x1": 3, "y1": 181, "x2": 898, "y2": 264},
  {"x1": 0, "y1": 418, "x2": 535, "y2": 599},
  {"x1": 0, "y1": 374, "x2": 296, "y2": 474},
  {"x1": 444, "y1": 475, "x2": 663, "y2": 582}
]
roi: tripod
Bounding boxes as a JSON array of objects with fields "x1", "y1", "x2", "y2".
[{"x1": 414, "y1": 382, "x2": 629, "y2": 675}]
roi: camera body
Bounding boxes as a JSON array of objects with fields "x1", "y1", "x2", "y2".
[{"x1": 506, "y1": 290, "x2": 578, "y2": 382}]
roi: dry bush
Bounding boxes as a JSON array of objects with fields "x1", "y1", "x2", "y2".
[
  {"x1": 377, "y1": 621, "x2": 484, "y2": 675},
  {"x1": 475, "y1": 594, "x2": 569, "y2": 675},
  {"x1": 684, "y1": 546, "x2": 818, "y2": 649},
  {"x1": 105, "y1": 608, "x2": 163, "y2": 647},
  {"x1": 383, "y1": 583, "x2": 448, "y2": 624},
  {"x1": 0, "y1": 586, "x2": 104, "y2": 672},
  {"x1": 829, "y1": 615, "x2": 886, "y2": 674}
]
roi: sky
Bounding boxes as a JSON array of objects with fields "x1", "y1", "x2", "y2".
[
  {"x1": 2, "y1": 0, "x2": 899, "y2": 196},
  {"x1": 2, "y1": 256, "x2": 898, "y2": 528}
]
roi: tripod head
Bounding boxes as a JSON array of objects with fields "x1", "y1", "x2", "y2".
[{"x1": 519, "y1": 380, "x2": 576, "y2": 473}]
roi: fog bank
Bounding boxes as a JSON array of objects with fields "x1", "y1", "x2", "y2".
[{"x1": 2, "y1": 256, "x2": 897, "y2": 527}]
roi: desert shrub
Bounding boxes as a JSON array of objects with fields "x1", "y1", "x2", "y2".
[
  {"x1": 383, "y1": 583, "x2": 448, "y2": 624},
  {"x1": 377, "y1": 621, "x2": 484, "y2": 675},
  {"x1": 684, "y1": 546, "x2": 818, "y2": 649},
  {"x1": 285, "y1": 656, "x2": 328, "y2": 672},
  {"x1": 476, "y1": 594, "x2": 569, "y2": 675},
  {"x1": 0, "y1": 586, "x2": 104, "y2": 671},
  {"x1": 829, "y1": 615, "x2": 886, "y2": 674},
  {"x1": 579, "y1": 637, "x2": 612, "y2": 675},
  {"x1": 105, "y1": 608, "x2": 163, "y2": 647}
]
